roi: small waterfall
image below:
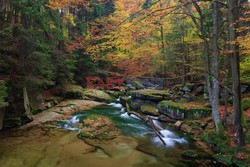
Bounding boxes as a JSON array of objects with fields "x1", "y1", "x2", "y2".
[
  {"x1": 120, "y1": 107, "x2": 125, "y2": 112},
  {"x1": 108, "y1": 102, "x2": 123, "y2": 108},
  {"x1": 121, "y1": 112, "x2": 130, "y2": 118},
  {"x1": 152, "y1": 120, "x2": 187, "y2": 147},
  {"x1": 58, "y1": 115, "x2": 80, "y2": 131},
  {"x1": 116, "y1": 96, "x2": 120, "y2": 102},
  {"x1": 70, "y1": 115, "x2": 79, "y2": 124}
]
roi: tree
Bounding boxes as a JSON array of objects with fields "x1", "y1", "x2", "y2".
[
  {"x1": 227, "y1": 0, "x2": 245, "y2": 148},
  {"x1": 210, "y1": 1, "x2": 223, "y2": 132},
  {"x1": 182, "y1": 0, "x2": 223, "y2": 131}
]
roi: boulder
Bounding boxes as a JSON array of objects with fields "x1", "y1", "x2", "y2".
[
  {"x1": 130, "y1": 89, "x2": 171, "y2": 101},
  {"x1": 195, "y1": 85, "x2": 204, "y2": 95},
  {"x1": 174, "y1": 121, "x2": 182, "y2": 129},
  {"x1": 120, "y1": 96, "x2": 130, "y2": 107},
  {"x1": 140, "y1": 104, "x2": 159, "y2": 116},
  {"x1": 157, "y1": 101, "x2": 185, "y2": 120},
  {"x1": 158, "y1": 114, "x2": 176, "y2": 122},
  {"x1": 129, "y1": 99, "x2": 144, "y2": 111},
  {"x1": 203, "y1": 93, "x2": 209, "y2": 100},
  {"x1": 63, "y1": 84, "x2": 85, "y2": 99},
  {"x1": 182, "y1": 85, "x2": 191, "y2": 94},
  {"x1": 82, "y1": 89, "x2": 114, "y2": 102},
  {"x1": 180, "y1": 124, "x2": 192, "y2": 133},
  {"x1": 183, "y1": 94, "x2": 192, "y2": 102},
  {"x1": 112, "y1": 90, "x2": 125, "y2": 98},
  {"x1": 63, "y1": 84, "x2": 114, "y2": 102},
  {"x1": 185, "y1": 108, "x2": 212, "y2": 119},
  {"x1": 157, "y1": 100, "x2": 211, "y2": 120}
]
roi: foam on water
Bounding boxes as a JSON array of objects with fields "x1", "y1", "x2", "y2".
[
  {"x1": 59, "y1": 120, "x2": 79, "y2": 131},
  {"x1": 129, "y1": 114, "x2": 142, "y2": 120},
  {"x1": 151, "y1": 120, "x2": 187, "y2": 147},
  {"x1": 70, "y1": 115, "x2": 79, "y2": 124},
  {"x1": 108, "y1": 103, "x2": 123, "y2": 108},
  {"x1": 121, "y1": 112, "x2": 130, "y2": 118},
  {"x1": 152, "y1": 134, "x2": 187, "y2": 147},
  {"x1": 116, "y1": 97, "x2": 120, "y2": 102},
  {"x1": 120, "y1": 107, "x2": 125, "y2": 112}
]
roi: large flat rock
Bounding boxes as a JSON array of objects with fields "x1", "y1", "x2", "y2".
[
  {"x1": 157, "y1": 101, "x2": 211, "y2": 120},
  {"x1": 130, "y1": 89, "x2": 171, "y2": 101}
]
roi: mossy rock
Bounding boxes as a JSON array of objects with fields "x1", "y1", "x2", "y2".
[
  {"x1": 185, "y1": 83, "x2": 195, "y2": 90},
  {"x1": 157, "y1": 101, "x2": 211, "y2": 120},
  {"x1": 63, "y1": 84, "x2": 85, "y2": 99},
  {"x1": 112, "y1": 90, "x2": 125, "y2": 98},
  {"x1": 62, "y1": 84, "x2": 114, "y2": 102},
  {"x1": 126, "y1": 103, "x2": 131, "y2": 112},
  {"x1": 185, "y1": 108, "x2": 211, "y2": 119},
  {"x1": 82, "y1": 89, "x2": 114, "y2": 102},
  {"x1": 241, "y1": 98, "x2": 250, "y2": 111},
  {"x1": 128, "y1": 98, "x2": 144, "y2": 111},
  {"x1": 140, "y1": 104, "x2": 159, "y2": 116},
  {"x1": 130, "y1": 89, "x2": 171, "y2": 101},
  {"x1": 120, "y1": 96, "x2": 130, "y2": 107},
  {"x1": 157, "y1": 101, "x2": 185, "y2": 120}
]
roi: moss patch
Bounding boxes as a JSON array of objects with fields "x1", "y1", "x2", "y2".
[
  {"x1": 120, "y1": 96, "x2": 130, "y2": 107},
  {"x1": 140, "y1": 104, "x2": 159, "y2": 116},
  {"x1": 241, "y1": 98, "x2": 250, "y2": 111},
  {"x1": 63, "y1": 84, "x2": 85, "y2": 99},
  {"x1": 130, "y1": 89, "x2": 171, "y2": 101},
  {"x1": 157, "y1": 101, "x2": 211, "y2": 119},
  {"x1": 78, "y1": 115, "x2": 119, "y2": 141},
  {"x1": 201, "y1": 130, "x2": 233, "y2": 153},
  {"x1": 82, "y1": 89, "x2": 114, "y2": 102}
]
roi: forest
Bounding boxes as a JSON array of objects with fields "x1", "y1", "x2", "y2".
[{"x1": 0, "y1": 0, "x2": 250, "y2": 167}]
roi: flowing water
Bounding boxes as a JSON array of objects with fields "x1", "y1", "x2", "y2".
[
  {"x1": 0, "y1": 100, "x2": 212, "y2": 167},
  {"x1": 58, "y1": 102, "x2": 187, "y2": 147}
]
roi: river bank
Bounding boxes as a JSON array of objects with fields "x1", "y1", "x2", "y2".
[
  {"x1": 0, "y1": 102, "x2": 212, "y2": 167},
  {"x1": 0, "y1": 83, "x2": 249, "y2": 167}
]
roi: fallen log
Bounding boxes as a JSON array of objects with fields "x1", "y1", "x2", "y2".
[{"x1": 128, "y1": 112, "x2": 166, "y2": 145}]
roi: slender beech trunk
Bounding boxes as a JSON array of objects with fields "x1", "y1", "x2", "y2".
[
  {"x1": 187, "y1": 1, "x2": 223, "y2": 131},
  {"x1": 227, "y1": 0, "x2": 245, "y2": 148},
  {"x1": 211, "y1": 1, "x2": 223, "y2": 132},
  {"x1": 222, "y1": 43, "x2": 231, "y2": 124}
]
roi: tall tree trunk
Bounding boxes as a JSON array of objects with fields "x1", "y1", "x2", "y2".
[
  {"x1": 211, "y1": 1, "x2": 223, "y2": 132},
  {"x1": 58, "y1": 9, "x2": 64, "y2": 51},
  {"x1": 181, "y1": 19, "x2": 187, "y2": 84},
  {"x1": 228, "y1": 0, "x2": 245, "y2": 148},
  {"x1": 187, "y1": 0, "x2": 223, "y2": 131},
  {"x1": 159, "y1": 0, "x2": 167, "y2": 88}
]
